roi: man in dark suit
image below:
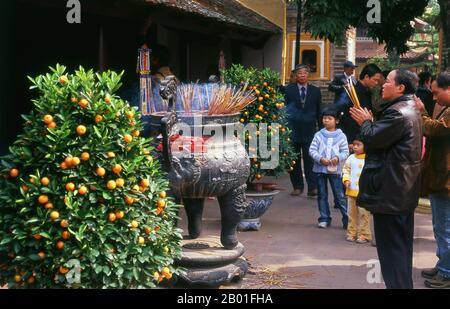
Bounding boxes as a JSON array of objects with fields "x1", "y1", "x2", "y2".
[
  {"x1": 416, "y1": 71, "x2": 435, "y2": 116},
  {"x1": 279, "y1": 69, "x2": 297, "y2": 95},
  {"x1": 334, "y1": 64, "x2": 382, "y2": 147},
  {"x1": 284, "y1": 64, "x2": 322, "y2": 197},
  {"x1": 329, "y1": 61, "x2": 358, "y2": 102}
]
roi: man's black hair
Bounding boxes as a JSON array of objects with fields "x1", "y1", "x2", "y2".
[
  {"x1": 418, "y1": 71, "x2": 432, "y2": 86},
  {"x1": 359, "y1": 64, "x2": 382, "y2": 80},
  {"x1": 436, "y1": 71, "x2": 450, "y2": 89},
  {"x1": 394, "y1": 69, "x2": 417, "y2": 95}
]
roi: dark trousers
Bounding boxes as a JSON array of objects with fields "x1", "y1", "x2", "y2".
[
  {"x1": 373, "y1": 212, "x2": 414, "y2": 289},
  {"x1": 289, "y1": 142, "x2": 317, "y2": 191}
]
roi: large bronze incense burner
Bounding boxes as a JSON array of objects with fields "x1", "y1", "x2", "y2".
[{"x1": 155, "y1": 76, "x2": 250, "y2": 250}]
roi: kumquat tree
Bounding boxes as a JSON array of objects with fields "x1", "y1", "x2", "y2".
[
  {"x1": 0, "y1": 64, "x2": 182, "y2": 288},
  {"x1": 223, "y1": 64, "x2": 297, "y2": 185}
]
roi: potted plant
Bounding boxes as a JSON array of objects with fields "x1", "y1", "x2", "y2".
[
  {"x1": 223, "y1": 64, "x2": 297, "y2": 231},
  {"x1": 0, "y1": 64, "x2": 182, "y2": 288}
]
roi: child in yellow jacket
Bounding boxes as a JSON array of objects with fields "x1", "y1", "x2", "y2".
[{"x1": 342, "y1": 137, "x2": 372, "y2": 243}]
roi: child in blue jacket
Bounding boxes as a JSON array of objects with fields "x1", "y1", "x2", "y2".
[{"x1": 309, "y1": 107, "x2": 349, "y2": 229}]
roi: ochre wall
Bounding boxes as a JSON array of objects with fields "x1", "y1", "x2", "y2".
[
  {"x1": 237, "y1": 0, "x2": 285, "y2": 28},
  {"x1": 237, "y1": 0, "x2": 286, "y2": 81}
]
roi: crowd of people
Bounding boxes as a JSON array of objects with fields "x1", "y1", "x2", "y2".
[
  {"x1": 122, "y1": 27, "x2": 449, "y2": 288},
  {"x1": 283, "y1": 62, "x2": 450, "y2": 289}
]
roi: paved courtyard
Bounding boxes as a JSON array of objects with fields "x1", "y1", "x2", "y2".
[{"x1": 178, "y1": 175, "x2": 437, "y2": 289}]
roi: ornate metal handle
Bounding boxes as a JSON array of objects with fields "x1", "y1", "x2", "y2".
[{"x1": 160, "y1": 75, "x2": 178, "y2": 171}]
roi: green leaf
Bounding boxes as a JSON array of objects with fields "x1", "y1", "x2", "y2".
[
  {"x1": 39, "y1": 232, "x2": 51, "y2": 239},
  {"x1": 138, "y1": 255, "x2": 148, "y2": 263},
  {"x1": 1, "y1": 160, "x2": 14, "y2": 169},
  {"x1": 40, "y1": 187, "x2": 53, "y2": 194},
  {"x1": 88, "y1": 193, "x2": 97, "y2": 204},
  {"x1": 13, "y1": 255, "x2": 25, "y2": 262},
  {"x1": 103, "y1": 265, "x2": 111, "y2": 276},
  {"x1": 93, "y1": 126, "x2": 102, "y2": 139},
  {"x1": 13, "y1": 242, "x2": 21, "y2": 253},
  {"x1": 27, "y1": 76, "x2": 36, "y2": 85},
  {"x1": 29, "y1": 254, "x2": 42, "y2": 261},
  {"x1": 46, "y1": 134, "x2": 56, "y2": 142},
  {"x1": 79, "y1": 224, "x2": 87, "y2": 234},
  {"x1": 91, "y1": 248, "x2": 100, "y2": 257},
  {"x1": 116, "y1": 267, "x2": 124, "y2": 276},
  {"x1": 102, "y1": 191, "x2": 111, "y2": 200},
  {"x1": 25, "y1": 218, "x2": 40, "y2": 224},
  {"x1": 104, "y1": 243, "x2": 114, "y2": 251},
  {"x1": 132, "y1": 268, "x2": 139, "y2": 281},
  {"x1": 108, "y1": 123, "x2": 117, "y2": 130},
  {"x1": 0, "y1": 237, "x2": 12, "y2": 245},
  {"x1": 95, "y1": 265, "x2": 103, "y2": 274}
]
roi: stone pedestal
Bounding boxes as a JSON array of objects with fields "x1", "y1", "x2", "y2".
[{"x1": 175, "y1": 236, "x2": 248, "y2": 287}]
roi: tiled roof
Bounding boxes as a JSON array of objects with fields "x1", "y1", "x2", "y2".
[
  {"x1": 145, "y1": 0, "x2": 281, "y2": 34},
  {"x1": 356, "y1": 40, "x2": 428, "y2": 62}
]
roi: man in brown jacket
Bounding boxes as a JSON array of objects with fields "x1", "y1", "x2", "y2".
[{"x1": 415, "y1": 71, "x2": 450, "y2": 288}]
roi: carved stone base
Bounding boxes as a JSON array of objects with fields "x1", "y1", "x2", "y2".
[
  {"x1": 175, "y1": 236, "x2": 248, "y2": 287},
  {"x1": 177, "y1": 257, "x2": 248, "y2": 287}
]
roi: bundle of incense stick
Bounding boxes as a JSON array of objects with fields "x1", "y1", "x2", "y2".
[
  {"x1": 197, "y1": 84, "x2": 204, "y2": 112},
  {"x1": 208, "y1": 84, "x2": 255, "y2": 115},
  {"x1": 343, "y1": 79, "x2": 361, "y2": 109},
  {"x1": 178, "y1": 83, "x2": 196, "y2": 113}
]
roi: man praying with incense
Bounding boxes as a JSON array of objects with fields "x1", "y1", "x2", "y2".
[{"x1": 334, "y1": 64, "x2": 383, "y2": 149}]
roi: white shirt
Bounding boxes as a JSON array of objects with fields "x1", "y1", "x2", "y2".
[{"x1": 344, "y1": 72, "x2": 356, "y2": 85}]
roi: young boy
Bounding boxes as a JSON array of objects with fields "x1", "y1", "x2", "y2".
[
  {"x1": 342, "y1": 136, "x2": 372, "y2": 243},
  {"x1": 309, "y1": 107, "x2": 349, "y2": 229}
]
